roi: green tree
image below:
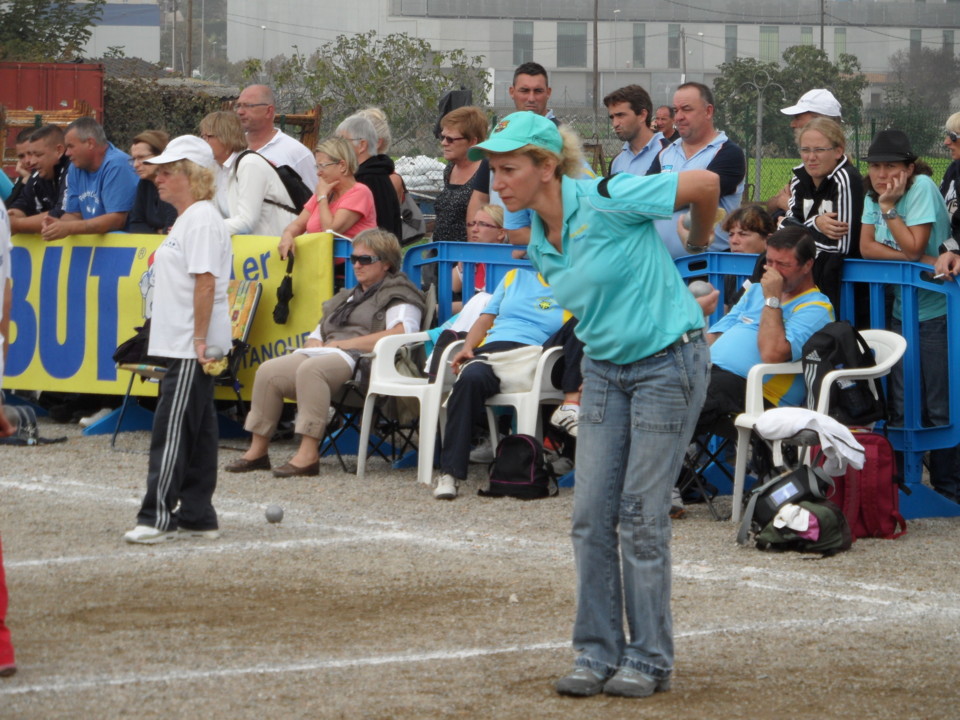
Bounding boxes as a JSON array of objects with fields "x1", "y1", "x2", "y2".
[
  {"x1": 877, "y1": 47, "x2": 960, "y2": 155},
  {"x1": 713, "y1": 46, "x2": 867, "y2": 157},
  {"x1": 268, "y1": 30, "x2": 490, "y2": 153},
  {"x1": 0, "y1": 0, "x2": 106, "y2": 61}
]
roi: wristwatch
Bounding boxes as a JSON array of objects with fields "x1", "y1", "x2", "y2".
[
  {"x1": 881, "y1": 207, "x2": 900, "y2": 221},
  {"x1": 684, "y1": 241, "x2": 708, "y2": 254},
  {"x1": 764, "y1": 296, "x2": 782, "y2": 310}
]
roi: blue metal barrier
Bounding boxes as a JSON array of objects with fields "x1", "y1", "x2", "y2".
[
  {"x1": 677, "y1": 252, "x2": 960, "y2": 519},
  {"x1": 401, "y1": 242, "x2": 532, "y2": 323}
]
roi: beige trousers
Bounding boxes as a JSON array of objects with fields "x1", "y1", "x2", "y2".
[{"x1": 244, "y1": 352, "x2": 353, "y2": 440}]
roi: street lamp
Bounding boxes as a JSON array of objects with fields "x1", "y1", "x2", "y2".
[
  {"x1": 260, "y1": 25, "x2": 266, "y2": 81},
  {"x1": 613, "y1": 9, "x2": 621, "y2": 85}
]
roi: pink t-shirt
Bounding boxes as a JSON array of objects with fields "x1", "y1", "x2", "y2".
[{"x1": 304, "y1": 182, "x2": 377, "y2": 237}]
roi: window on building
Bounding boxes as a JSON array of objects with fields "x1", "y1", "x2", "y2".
[
  {"x1": 945, "y1": 30, "x2": 955, "y2": 56},
  {"x1": 801, "y1": 27, "x2": 813, "y2": 46},
  {"x1": 760, "y1": 26, "x2": 779, "y2": 63},
  {"x1": 633, "y1": 23, "x2": 645, "y2": 67},
  {"x1": 513, "y1": 21, "x2": 533, "y2": 66},
  {"x1": 557, "y1": 22, "x2": 587, "y2": 68},
  {"x1": 668, "y1": 24, "x2": 681, "y2": 69},
  {"x1": 834, "y1": 27, "x2": 846, "y2": 57},
  {"x1": 725, "y1": 25, "x2": 737, "y2": 63},
  {"x1": 910, "y1": 29, "x2": 922, "y2": 55}
]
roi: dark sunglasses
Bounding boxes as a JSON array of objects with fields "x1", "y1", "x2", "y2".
[
  {"x1": 350, "y1": 254, "x2": 381, "y2": 266},
  {"x1": 948, "y1": 131, "x2": 960, "y2": 143}
]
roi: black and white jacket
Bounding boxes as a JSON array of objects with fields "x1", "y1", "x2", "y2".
[{"x1": 786, "y1": 156, "x2": 864, "y2": 258}]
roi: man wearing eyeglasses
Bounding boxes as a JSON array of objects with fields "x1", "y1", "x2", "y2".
[
  {"x1": 235, "y1": 84, "x2": 317, "y2": 191},
  {"x1": 697, "y1": 226, "x2": 834, "y2": 430}
]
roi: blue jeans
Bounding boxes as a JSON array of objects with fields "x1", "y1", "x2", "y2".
[
  {"x1": 890, "y1": 315, "x2": 960, "y2": 500},
  {"x1": 570, "y1": 336, "x2": 709, "y2": 678}
]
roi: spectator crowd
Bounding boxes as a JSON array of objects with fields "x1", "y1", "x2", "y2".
[{"x1": 3, "y1": 64, "x2": 960, "y2": 697}]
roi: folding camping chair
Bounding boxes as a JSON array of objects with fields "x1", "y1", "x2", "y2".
[
  {"x1": 110, "y1": 279, "x2": 262, "y2": 448},
  {"x1": 322, "y1": 285, "x2": 438, "y2": 472}
]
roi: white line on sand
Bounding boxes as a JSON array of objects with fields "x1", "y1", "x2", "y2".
[{"x1": 0, "y1": 613, "x2": 917, "y2": 697}]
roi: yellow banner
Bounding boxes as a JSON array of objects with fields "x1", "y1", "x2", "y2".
[{"x1": 4, "y1": 232, "x2": 333, "y2": 400}]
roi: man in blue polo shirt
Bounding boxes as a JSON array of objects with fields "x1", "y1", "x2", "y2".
[
  {"x1": 648, "y1": 82, "x2": 746, "y2": 258},
  {"x1": 605, "y1": 84, "x2": 664, "y2": 177},
  {"x1": 40, "y1": 117, "x2": 138, "y2": 241},
  {"x1": 698, "y1": 226, "x2": 834, "y2": 431}
]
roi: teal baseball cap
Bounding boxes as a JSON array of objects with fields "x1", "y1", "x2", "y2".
[{"x1": 467, "y1": 111, "x2": 562, "y2": 161}]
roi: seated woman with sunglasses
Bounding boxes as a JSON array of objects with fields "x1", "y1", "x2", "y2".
[
  {"x1": 227, "y1": 229, "x2": 425, "y2": 477},
  {"x1": 451, "y1": 204, "x2": 508, "y2": 312},
  {"x1": 278, "y1": 136, "x2": 377, "y2": 260}
]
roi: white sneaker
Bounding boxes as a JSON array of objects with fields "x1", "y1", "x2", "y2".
[
  {"x1": 124, "y1": 525, "x2": 177, "y2": 544},
  {"x1": 178, "y1": 527, "x2": 221, "y2": 540},
  {"x1": 79, "y1": 407, "x2": 112, "y2": 428},
  {"x1": 469, "y1": 437, "x2": 496, "y2": 464},
  {"x1": 433, "y1": 473, "x2": 459, "y2": 500},
  {"x1": 551, "y1": 404, "x2": 580, "y2": 437}
]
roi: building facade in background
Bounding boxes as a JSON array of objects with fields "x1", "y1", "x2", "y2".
[{"x1": 224, "y1": 0, "x2": 960, "y2": 108}]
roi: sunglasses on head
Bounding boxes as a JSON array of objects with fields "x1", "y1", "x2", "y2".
[
  {"x1": 948, "y1": 131, "x2": 960, "y2": 143},
  {"x1": 350, "y1": 254, "x2": 381, "y2": 266}
]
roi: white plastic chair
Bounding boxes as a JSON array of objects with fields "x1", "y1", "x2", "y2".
[
  {"x1": 356, "y1": 332, "x2": 463, "y2": 486},
  {"x1": 730, "y1": 329, "x2": 907, "y2": 523},
  {"x1": 483, "y1": 346, "x2": 565, "y2": 443}
]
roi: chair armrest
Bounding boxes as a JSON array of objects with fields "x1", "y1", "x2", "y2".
[
  {"x1": 743, "y1": 360, "x2": 802, "y2": 415},
  {"x1": 435, "y1": 339, "x2": 466, "y2": 389},
  {"x1": 533, "y1": 346, "x2": 564, "y2": 392},
  {"x1": 368, "y1": 331, "x2": 430, "y2": 382}
]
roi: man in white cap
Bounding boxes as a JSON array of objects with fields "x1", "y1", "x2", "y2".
[{"x1": 767, "y1": 89, "x2": 843, "y2": 213}]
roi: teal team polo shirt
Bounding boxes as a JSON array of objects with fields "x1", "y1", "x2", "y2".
[
  {"x1": 862, "y1": 174, "x2": 949, "y2": 322},
  {"x1": 526, "y1": 173, "x2": 704, "y2": 364}
]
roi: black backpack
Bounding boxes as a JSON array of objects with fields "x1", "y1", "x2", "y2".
[
  {"x1": 479, "y1": 434, "x2": 557, "y2": 500},
  {"x1": 236, "y1": 150, "x2": 312, "y2": 215},
  {"x1": 801, "y1": 321, "x2": 885, "y2": 426}
]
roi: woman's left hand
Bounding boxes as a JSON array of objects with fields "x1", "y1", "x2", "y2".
[{"x1": 814, "y1": 212, "x2": 848, "y2": 240}]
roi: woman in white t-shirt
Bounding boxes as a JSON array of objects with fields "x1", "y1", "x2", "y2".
[
  {"x1": 123, "y1": 136, "x2": 233, "y2": 545},
  {"x1": 200, "y1": 111, "x2": 298, "y2": 237}
]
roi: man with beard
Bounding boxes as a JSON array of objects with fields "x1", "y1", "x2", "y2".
[{"x1": 605, "y1": 85, "x2": 663, "y2": 177}]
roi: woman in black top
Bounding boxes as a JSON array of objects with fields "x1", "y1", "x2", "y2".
[
  {"x1": 128, "y1": 130, "x2": 178, "y2": 234},
  {"x1": 432, "y1": 106, "x2": 487, "y2": 243},
  {"x1": 786, "y1": 117, "x2": 863, "y2": 258}
]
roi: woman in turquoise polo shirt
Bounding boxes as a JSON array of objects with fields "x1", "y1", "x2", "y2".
[{"x1": 469, "y1": 112, "x2": 719, "y2": 699}]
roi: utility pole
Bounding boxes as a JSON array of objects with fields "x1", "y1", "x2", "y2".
[
  {"x1": 680, "y1": 27, "x2": 686, "y2": 84},
  {"x1": 187, "y1": 0, "x2": 193, "y2": 77},
  {"x1": 820, "y1": 0, "x2": 825, "y2": 51},
  {"x1": 592, "y1": 0, "x2": 599, "y2": 134}
]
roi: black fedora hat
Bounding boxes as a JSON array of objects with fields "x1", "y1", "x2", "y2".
[{"x1": 865, "y1": 130, "x2": 918, "y2": 163}]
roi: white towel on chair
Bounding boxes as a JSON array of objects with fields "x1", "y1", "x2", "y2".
[{"x1": 754, "y1": 407, "x2": 865, "y2": 476}]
